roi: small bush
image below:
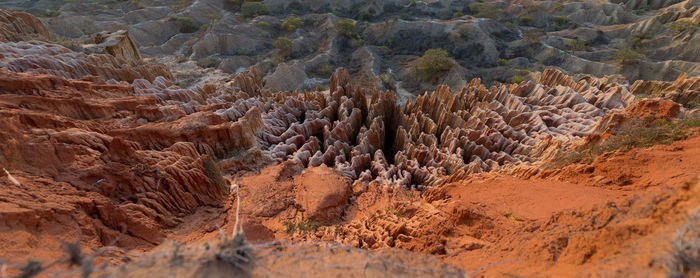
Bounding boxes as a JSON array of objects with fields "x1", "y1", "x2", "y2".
[
  {"x1": 281, "y1": 16, "x2": 303, "y2": 32},
  {"x1": 569, "y1": 39, "x2": 586, "y2": 52},
  {"x1": 552, "y1": 15, "x2": 572, "y2": 26},
  {"x1": 284, "y1": 220, "x2": 323, "y2": 235},
  {"x1": 509, "y1": 75, "x2": 525, "y2": 83},
  {"x1": 670, "y1": 19, "x2": 698, "y2": 33},
  {"x1": 291, "y1": 9, "x2": 300, "y2": 15},
  {"x1": 348, "y1": 38, "x2": 364, "y2": 48},
  {"x1": 257, "y1": 21, "x2": 270, "y2": 28},
  {"x1": 274, "y1": 37, "x2": 293, "y2": 57},
  {"x1": 357, "y1": 11, "x2": 370, "y2": 21},
  {"x1": 400, "y1": 13, "x2": 412, "y2": 20},
  {"x1": 174, "y1": 16, "x2": 198, "y2": 33},
  {"x1": 498, "y1": 58, "x2": 508, "y2": 65},
  {"x1": 415, "y1": 48, "x2": 453, "y2": 81},
  {"x1": 336, "y1": 20, "x2": 356, "y2": 37},
  {"x1": 453, "y1": 11, "x2": 465, "y2": 18},
  {"x1": 332, "y1": 10, "x2": 342, "y2": 17},
  {"x1": 378, "y1": 45, "x2": 390, "y2": 54},
  {"x1": 313, "y1": 63, "x2": 334, "y2": 76},
  {"x1": 202, "y1": 155, "x2": 227, "y2": 193},
  {"x1": 469, "y1": 2, "x2": 499, "y2": 20},
  {"x1": 240, "y1": 1, "x2": 268, "y2": 18},
  {"x1": 612, "y1": 48, "x2": 643, "y2": 64},
  {"x1": 519, "y1": 16, "x2": 533, "y2": 25}
]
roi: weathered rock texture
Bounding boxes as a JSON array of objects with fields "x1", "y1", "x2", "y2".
[
  {"x1": 0, "y1": 9, "x2": 50, "y2": 42},
  {"x1": 82, "y1": 29, "x2": 142, "y2": 63}
]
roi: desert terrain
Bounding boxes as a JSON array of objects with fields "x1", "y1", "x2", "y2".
[{"x1": 0, "y1": 0, "x2": 699, "y2": 277}]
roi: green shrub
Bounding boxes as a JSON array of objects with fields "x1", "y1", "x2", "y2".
[
  {"x1": 503, "y1": 21, "x2": 515, "y2": 28},
  {"x1": 291, "y1": 9, "x2": 300, "y2": 15},
  {"x1": 174, "y1": 16, "x2": 198, "y2": 33},
  {"x1": 257, "y1": 21, "x2": 270, "y2": 28},
  {"x1": 498, "y1": 58, "x2": 508, "y2": 65},
  {"x1": 415, "y1": 48, "x2": 453, "y2": 81},
  {"x1": 358, "y1": 11, "x2": 370, "y2": 21},
  {"x1": 612, "y1": 48, "x2": 643, "y2": 64},
  {"x1": 453, "y1": 11, "x2": 465, "y2": 18},
  {"x1": 313, "y1": 63, "x2": 334, "y2": 76},
  {"x1": 274, "y1": 37, "x2": 293, "y2": 57},
  {"x1": 519, "y1": 16, "x2": 533, "y2": 25},
  {"x1": 332, "y1": 10, "x2": 342, "y2": 17},
  {"x1": 669, "y1": 19, "x2": 698, "y2": 33},
  {"x1": 348, "y1": 38, "x2": 364, "y2": 48},
  {"x1": 241, "y1": 1, "x2": 268, "y2": 18},
  {"x1": 509, "y1": 75, "x2": 524, "y2": 83},
  {"x1": 469, "y1": 2, "x2": 499, "y2": 20},
  {"x1": 281, "y1": 16, "x2": 303, "y2": 32},
  {"x1": 552, "y1": 15, "x2": 572, "y2": 26},
  {"x1": 569, "y1": 39, "x2": 586, "y2": 52},
  {"x1": 336, "y1": 20, "x2": 356, "y2": 37},
  {"x1": 400, "y1": 13, "x2": 412, "y2": 20},
  {"x1": 378, "y1": 45, "x2": 390, "y2": 54}
]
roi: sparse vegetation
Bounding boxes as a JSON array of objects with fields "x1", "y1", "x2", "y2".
[
  {"x1": 313, "y1": 63, "x2": 334, "y2": 76},
  {"x1": 552, "y1": 15, "x2": 572, "y2": 26},
  {"x1": 519, "y1": 16, "x2": 533, "y2": 26},
  {"x1": 378, "y1": 45, "x2": 391, "y2": 54},
  {"x1": 257, "y1": 21, "x2": 270, "y2": 28},
  {"x1": 202, "y1": 155, "x2": 227, "y2": 193},
  {"x1": 173, "y1": 16, "x2": 199, "y2": 33},
  {"x1": 669, "y1": 19, "x2": 698, "y2": 33},
  {"x1": 509, "y1": 75, "x2": 525, "y2": 83},
  {"x1": 469, "y1": 2, "x2": 499, "y2": 20},
  {"x1": 612, "y1": 48, "x2": 643, "y2": 64},
  {"x1": 568, "y1": 39, "x2": 586, "y2": 53},
  {"x1": 284, "y1": 219, "x2": 323, "y2": 235},
  {"x1": 240, "y1": 1, "x2": 268, "y2": 18},
  {"x1": 336, "y1": 20, "x2": 356, "y2": 37},
  {"x1": 557, "y1": 118, "x2": 700, "y2": 166},
  {"x1": 274, "y1": 37, "x2": 293, "y2": 57},
  {"x1": 281, "y1": 16, "x2": 303, "y2": 32},
  {"x1": 348, "y1": 38, "x2": 364, "y2": 48},
  {"x1": 42, "y1": 9, "x2": 61, "y2": 17},
  {"x1": 415, "y1": 48, "x2": 454, "y2": 81}
]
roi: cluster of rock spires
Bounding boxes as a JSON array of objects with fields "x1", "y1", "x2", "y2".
[{"x1": 2, "y1": 7, "x2": 700, "y2": 251}]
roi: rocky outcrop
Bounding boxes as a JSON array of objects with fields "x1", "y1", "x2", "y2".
[
  {"x1": 0, "y1": 69, "x2": 227, "y2": 248},
  {"x1": 82, "y1": 29, "x2": 142, "y2": 63},
  {"x1": 630, "y1": 73, "x2": 700, "y2": 106},
  {"x1": 0, "y1": 10, "x2": 50, "y2": 42}
]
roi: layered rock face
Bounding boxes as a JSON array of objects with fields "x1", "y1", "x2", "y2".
[
  {"x1": 0, "y1": 11, "x2": 169, "y2": 83},
  {"x1": 0, "y1": 9, "x2": 50, "y2": 42}
]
